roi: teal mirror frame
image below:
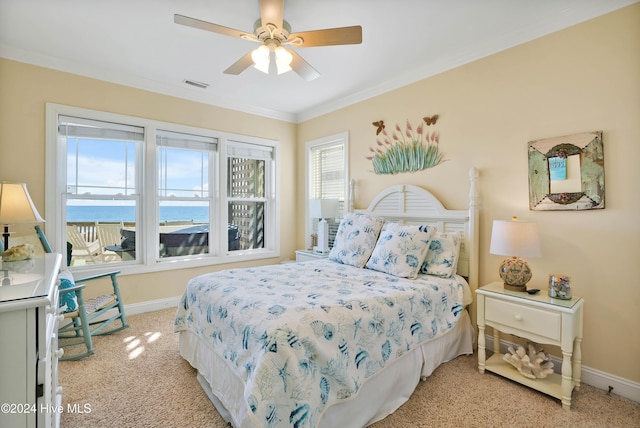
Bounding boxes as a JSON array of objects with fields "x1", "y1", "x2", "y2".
[{"x1": 528, "y1": 131, "x2": 604, "y2": 211}]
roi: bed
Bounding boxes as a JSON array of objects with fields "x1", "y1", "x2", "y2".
[{"x1": 175, "y1": 170, "x2": 480, "y2": 428}]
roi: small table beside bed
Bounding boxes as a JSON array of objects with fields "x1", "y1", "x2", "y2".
[{"x1": 175, "y1": 170, "x2": 480, "y2": 428}]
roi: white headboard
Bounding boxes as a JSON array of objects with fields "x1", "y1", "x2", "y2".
[{"x1": 355, "y1": 168, "x2": 480, "y2": 291}]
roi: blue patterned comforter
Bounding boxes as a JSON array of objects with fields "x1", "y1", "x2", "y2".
[{"x1": 174, "y1": 259, "x2": 466, "y2": 428}]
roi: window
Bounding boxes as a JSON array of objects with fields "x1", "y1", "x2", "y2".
[
  {"x1": 227, "y1": 142, "x2": 274, "y2": 251},
  {"x1": 46, "y1": 103, "x2": 279, "y2": 275},
  {"x1": 305, "y1": 132, "x2": 349, "y2": 249},
  {"x1": 157, "y1": 130, "x2": 216, "y2": 258},
  {"x1": 61, "y1": 115, "x2": 142, "y2": 264}
]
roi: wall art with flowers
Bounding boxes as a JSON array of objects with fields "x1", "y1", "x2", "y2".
[{"x1": 367, "y1": 115, "x2": 445, "y2": 175}]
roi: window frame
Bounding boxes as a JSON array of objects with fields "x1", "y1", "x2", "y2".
[
  {"x1": 304, "y1": 132, "x2": 349, "y2": 249},
  {"x1": 45, "y1": 103, "x2": 280, "y2": 276}
]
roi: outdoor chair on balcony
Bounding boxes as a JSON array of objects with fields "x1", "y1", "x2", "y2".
[
  {"x1": 66, "y1": 224, "x2": 102, "y2": 264},
  {"x1": 96, "y1": 221, "x2": 124, "y2": 262},
  {"x1": 35, "y1": 226, "x2": 129, "y2": 360}
]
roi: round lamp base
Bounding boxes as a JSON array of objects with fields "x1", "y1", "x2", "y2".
[{"x1": 499, "y1": 256, "x2": 532, "y2": 292}]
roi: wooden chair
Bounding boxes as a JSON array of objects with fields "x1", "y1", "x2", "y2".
[
  {"x1": 66, "y1": 225, "x2": 102, "y2": 264},
  {"x1": 95, "y1": 221, "x2": 124, "y2": 262},
  {"x1": 36, "y1": 226, "x2": 129, "y2": 360}
]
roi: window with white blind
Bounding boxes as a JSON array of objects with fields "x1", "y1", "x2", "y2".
[
  {"x1": 157, "y1": 130, "x2": 217, "y2": 258},
  {"x1": 305, "y1": 132, "x2": 349, "y2": 249},
  {"x1": 46, "y1": 103, "x2": 279, "y2": 275},
  {"x1": 60, "y1": 115, "x2": 143, "y2": 265}
]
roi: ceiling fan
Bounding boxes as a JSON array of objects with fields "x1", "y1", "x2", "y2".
[{"x1": 174, "y1": 0, "x2": 362, "y2": 81}]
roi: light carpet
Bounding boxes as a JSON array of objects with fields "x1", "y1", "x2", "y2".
[{"x1": 59, "y1": 308, "x2": 639, "y2": 427}]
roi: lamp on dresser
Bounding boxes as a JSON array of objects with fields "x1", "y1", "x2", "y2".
[
  {"x1": 0, "y1": 182, "x2": 45, "y2": 251},
  {"x1": 309, "y1": 199, "x2": 339, "y2": 254},
  {"x1": 489, "y1": 216, "x2": 541, "y2": 291}
]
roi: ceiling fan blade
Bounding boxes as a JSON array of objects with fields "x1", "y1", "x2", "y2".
[
  {"x1": 289, "y1": 26, "x2": 362, "y2": 47},
  {"x1": 260, "y1": 0, "x2": 284, "y2": 30},
  {"x1": 289, "y1": 50, "x2": 320, "y2": 81},
  {"x1": 224, "y1": 51, "x2": 255, "y2": 75},
  {"x1": 174, "y1": 14, "x2": 254, "y2": 41}
]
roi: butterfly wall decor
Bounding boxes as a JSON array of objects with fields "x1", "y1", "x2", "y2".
[
  {"x1": 423, "y1": 115, "x2": 439, "y2": 126},
  {"x1": 372, "y1": 120, "x2": 385, "y2": 135}
]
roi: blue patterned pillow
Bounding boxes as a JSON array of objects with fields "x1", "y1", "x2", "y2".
[
  {"x1": 58, "y1": 269, "x2": 78, "y2": 313},
  {"x1": 329, "y1": 212, "x2": 385, "y2": 268},
  {"x1": 420, "y1": 232, "x2": 461, "y2": 278},
  {"x1": 365, "y1": 223, "x2": 435, "y2": 278}
]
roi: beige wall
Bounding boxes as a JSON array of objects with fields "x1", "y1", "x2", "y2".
[
  {"x1": 0, "y1": 58, "x2": 299, "y2": 309},
  {"x1": 1, "y1": 4, "x2": 638, "y2": 384},
  {"x1": 298, "y1": 5, "x2": 640, "y2": 382}
]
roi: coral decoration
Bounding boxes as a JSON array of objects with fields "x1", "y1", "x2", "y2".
[
  {"x1": 367, "y1": 116, "x2": 445, "y2": 175},
  {"x1": 503, "y1": 342, "x2": 554, "y2": 379}
]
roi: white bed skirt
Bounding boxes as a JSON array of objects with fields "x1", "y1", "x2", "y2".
[{"x1": 179, "y1": 310, "x2": 474, "y2": 428}]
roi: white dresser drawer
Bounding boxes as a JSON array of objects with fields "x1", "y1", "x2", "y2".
[{"x1": 485, "y1": 297, "x2": 561, "y2": 342}]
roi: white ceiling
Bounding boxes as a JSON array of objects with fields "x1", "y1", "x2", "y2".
[{"x1": 1, "y1": 0, "x2": 636, "y2": 123}]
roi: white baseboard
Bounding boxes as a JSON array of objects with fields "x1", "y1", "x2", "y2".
[
  {"x1": 484, "y1": 334, "x2": 640, "y2": 403},
  {"x1": 123, "y1": 296, "x2": 182, "y2": 316},
  {"x1": 80, "y1": 296, "x2": 181, "y2": 327}
]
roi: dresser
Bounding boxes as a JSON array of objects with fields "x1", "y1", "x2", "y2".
[
  {"x1": 476, "y1": 281, "x2": 584, "y2": 409},
  {"x1": 0, "y1": 253, "x2": 63, "y2": 428}
]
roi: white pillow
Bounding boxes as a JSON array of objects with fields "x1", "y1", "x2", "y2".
[
  {"x1": 365, "y1": 223, "x2": 436, "y2": 279},
  {"x1": 329, "y1": 213, "x2": 385, "y2": 268},
  {"x1": 420, "y1": 232, "x2": 461, "y2": 278}
]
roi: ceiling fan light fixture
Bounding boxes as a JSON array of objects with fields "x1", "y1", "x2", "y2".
[
  {"x1": 251, "y1": 45, "x2": 270, "y2": 74},
  {"x1": 275, "y1": 46, "x2": 293, "y2": 75}
]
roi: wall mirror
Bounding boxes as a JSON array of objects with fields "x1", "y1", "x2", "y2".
[{"x1": 528, "y1": 131, "x2": 604, "y2": 211}]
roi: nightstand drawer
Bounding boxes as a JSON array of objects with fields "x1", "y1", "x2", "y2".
[{"x1": 485, "y1": 297, "x2": 561, "y2": 342}]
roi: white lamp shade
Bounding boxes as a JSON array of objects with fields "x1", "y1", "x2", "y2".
[
  {"x1": 490, "y1": 218, "x2": 541, "y2": 258},
  {"x1": 251, "y1": 45, "x2": 270, "y2": 74},
  {"x1": 275, "y1": 46, "x2": 293, "y2": 75},
  {"x1": 309, "y1": 199, "x2": 339, "y2": 219},
  {"x1": 0, "y1": 182, "x2": 45, "y2": 224}
]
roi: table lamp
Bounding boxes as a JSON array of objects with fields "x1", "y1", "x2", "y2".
[
  {"x1": 0, "y1": 182, "x2": 45, "y2": 251},
  {"x1": 309, "y1": 199, "x2": 339, "y2": 254},
  {"x1": 489, "y1": 216, "x2": 541, "y2": 291}
]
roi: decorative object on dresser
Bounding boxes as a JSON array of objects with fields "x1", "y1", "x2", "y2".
[
  {"x1": 476, "y1": 281, "x2": 584, "y2": 410},
  {"x1": 0, "y1": 182, "x2": 45, "y2": 251},
  {"x1": 309, "y1": 198, "x2": 339, "y2": 254},
  {"x1": 2, "y1": 243, "x2": 36, "y2": 261},
  {"x1": 0, "y1": 253, "x2": 63, "y2": 428},
  {"x1": 489, "y1": 216, "x2": 541, "y2": 291},
  {"x1": 548, "y1": 274, "x2": 572, "y2": 299},
  {"x1": 528, "y1": 131, "x2": 604, "y2": 211}
]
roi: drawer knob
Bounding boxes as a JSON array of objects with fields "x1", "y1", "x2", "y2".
[
  {"x1": 55, "y1": 348, "x2": 65, "y2": 359},
  {"x1": 514, "y1": 314, "x2": 523, "y2": 321}
]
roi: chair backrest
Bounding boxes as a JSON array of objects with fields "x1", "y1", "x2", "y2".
[
  {"x1": 66, "y1": 225, "x2": 101, "y2": 263},
  {"x1": 96, "y1": 222, "x2": 124, "y2": 247}
]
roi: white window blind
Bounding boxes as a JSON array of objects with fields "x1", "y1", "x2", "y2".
[
  {"x1": 227, "y1": 141, "x2": 273, "y2": 160},
  {"x1": 59, "y1": 115, "x2": 144, "y2": 141},
  {"x1": 156, "y1": 129, "x2": 217, "y2": 151},
  {"x1": 310, "y1": 143, "x2": 344, "y2": 200}
]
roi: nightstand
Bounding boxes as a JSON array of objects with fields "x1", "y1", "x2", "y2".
[
  {"x1": 476, "y1": 281, "x2": 584, "y2": 409},
  {"x1": 295, "y1": 249, "x2": 329, "y2": 262}
]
